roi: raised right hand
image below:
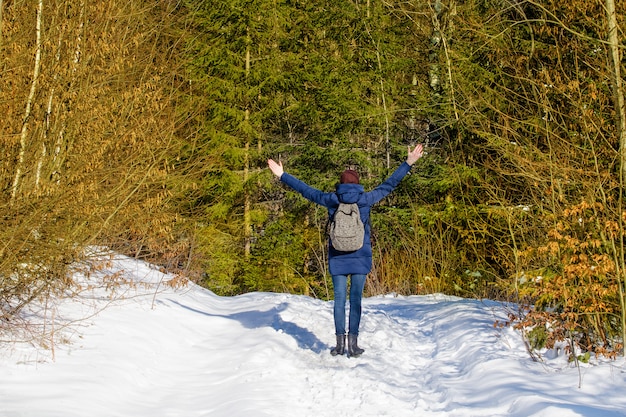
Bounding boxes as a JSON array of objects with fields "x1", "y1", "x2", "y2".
[{"x1": 268, "y1": 159, "x2": 284, "y2": 177}]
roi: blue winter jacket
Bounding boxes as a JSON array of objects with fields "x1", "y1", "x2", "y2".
[{"x1": 280, "y1": 162, "x2": 413, "y2": 276}]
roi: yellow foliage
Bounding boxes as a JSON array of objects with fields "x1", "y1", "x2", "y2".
[
  {"x1": 517, "y1": 200, "x2": 623, "y2": 357},
  {"x1": 1, "y1": 0, "x2": 199, "y2": 322}
]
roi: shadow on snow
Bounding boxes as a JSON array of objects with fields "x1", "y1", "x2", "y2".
[{"x1": 166, "y1": 299, "x2": 328, "y2": 354}]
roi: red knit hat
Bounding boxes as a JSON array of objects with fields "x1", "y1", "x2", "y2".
[{"x1": 340, "y1": 169, "x2": 360, "y2": 184}]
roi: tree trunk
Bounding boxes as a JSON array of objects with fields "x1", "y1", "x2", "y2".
[
  {"x1": 36, "y1": 30, "x2": 64, "y2": 193},
  {"x1": 51, "y1": 2, "x2": 84, "y2": 185},
  {"x1": 244, "y1": 29, "x2": 252, "y2": 257},
  {"x1": 430, "y1": 0, "x2": 459, "y2": 122},
  {"x1": 11, "y1": 0, "x2": 43, "y2": 205},
  {"x1": 374, "y1": 47, "x2": 390, "y2": 170},
  {"x1": 605, "y1": 0, "x2": 626, "y2": 355},
  {"x1": 0, "y1": 0, "x2": 4, "y2": 53},
  {"x1": 607, "y1": 0, "x2": 626, "y2": 176}
]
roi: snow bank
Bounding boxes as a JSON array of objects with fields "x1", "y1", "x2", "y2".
[{"x1": 1, "y1": 253, "x2": 625, "y2": 417}]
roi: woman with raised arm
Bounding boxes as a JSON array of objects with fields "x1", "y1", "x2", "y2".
[{"x1": 268, "y1": 144, "x2": 424, "y2": 357}]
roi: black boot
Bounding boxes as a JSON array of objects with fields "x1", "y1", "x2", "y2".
[
  {"x1": 347, "y1": 334, "x2": 364, "y2": 358},
  {"x1": 330, "y1": 334, "x2": 346, "y2": 356}
]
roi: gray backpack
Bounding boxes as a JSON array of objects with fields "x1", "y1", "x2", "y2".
[{"x1": 329, "y1": 203, "x2": 365, "y2": 252}]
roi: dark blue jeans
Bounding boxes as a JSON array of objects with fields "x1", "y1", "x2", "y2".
[{"x1": 332, "y1": 274, "x2": 367, "y2": 336}]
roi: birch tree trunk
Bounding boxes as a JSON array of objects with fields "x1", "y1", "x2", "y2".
[
  {"x1": 605, "y1": 0, "x2": 626, "y2": 355},
  {"x1": 36, "y1": 31, "x2": 63, "y2": 193},
  {"x1": 430, "y1": 0, "x2": 459, "y2": 122},
  {"x1": 606, "y1": 0, "x2": 626, "y2": 176},
  {"x1": 0, "y1": 0, "x2": 4, "y2": 53},
  {"x1": 11, "y1": 0, "x2": 43, "y2": 205}
]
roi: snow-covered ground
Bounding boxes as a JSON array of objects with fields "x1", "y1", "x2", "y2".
[{"x1": 1, "y1": 251, "x2": 625, "y2": 417}]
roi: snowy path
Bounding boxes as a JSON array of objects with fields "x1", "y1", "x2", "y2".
[{"x1": 1, "y1": 254, "x2": 626, "y2": 417}]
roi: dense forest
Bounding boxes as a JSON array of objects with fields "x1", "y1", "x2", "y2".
[{"x1": 2, "y1": 0, "x2": 626, "y2": 358}]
